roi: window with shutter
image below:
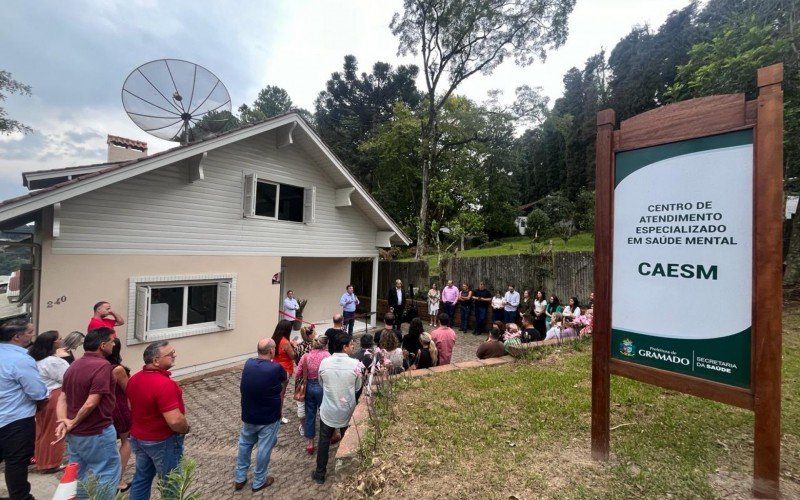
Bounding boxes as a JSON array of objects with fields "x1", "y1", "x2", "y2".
[
  {"x1": 243, "y1": 173, "x2": 256, "y2": 217},
  {"x1": 304, "y1": 186, "x2": 316, "y2": 224},
  {"x1": 129, "y1": 273, "x2": 236, "y2": 343}
]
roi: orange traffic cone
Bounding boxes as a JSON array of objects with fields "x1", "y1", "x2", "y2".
[{"x1": 52, "y1": 462, "x2": 78, "y2": 500}]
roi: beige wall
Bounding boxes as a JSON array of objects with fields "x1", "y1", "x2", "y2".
[
  {"x1": 282, "y1": 257, "x2": 351, "y2": 325},
  {"x1": 39, "y1": 233, "x2": 282, "y2": 374}
]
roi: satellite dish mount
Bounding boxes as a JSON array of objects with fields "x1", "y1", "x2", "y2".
[{"x1": 122, "y1": 59, "x2": 232, "y2": 144}]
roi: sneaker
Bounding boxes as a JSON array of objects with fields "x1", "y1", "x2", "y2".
[
  {"x1": 298, "y1": 424, "x2": 304, "y2": 436},
  {"x1": 281, "y1": 416, "x2": 289, "y2": 424},
  {"x1": 311, "y1": 471, "x2": 325, "y2": 484}
]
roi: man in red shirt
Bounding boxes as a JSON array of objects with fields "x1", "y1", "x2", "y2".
[
  {"x1": 126, "y1": 341, "x2": 189, "y2": 500},
  {"x1": 87, "y1": 301, "x2": 125, "y2": 337},
  {"x1": 55, "y1": 327, "x2": 121, "y2": 497},
  {"x1": 430, "y1": 313, "x2": 457, "y2": 365}
]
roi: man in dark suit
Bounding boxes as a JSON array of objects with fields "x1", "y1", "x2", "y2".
[{"x1": 387, "y1": 279, "x2": 405, "y2": 332}]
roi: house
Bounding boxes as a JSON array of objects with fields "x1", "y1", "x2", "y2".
[{"x1": 0, "y1": 112, "x2": 410, "y2": 376}]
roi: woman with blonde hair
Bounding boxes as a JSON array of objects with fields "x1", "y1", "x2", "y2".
[
  {"x1": 544, "y1": 312, "x2": 564, "y2": 341},
  {"x1": 379, "y1": 328, "x2": 405, "y2": 374},
  {"x1": 503, "y1": 323, "x2": 522, "y2": 353},
  {"x1": 56, "y1": 330, "x2": 84, "y2": 364},
  {"x1": 414, "y1": 332, "x2": 438, "y2": 368},
  {"x1": 293, "y1": 325, "x2": 316, "y2": 420},
  {"x1": 295, "y1": 334, "x2": 330, "y2": 455}
]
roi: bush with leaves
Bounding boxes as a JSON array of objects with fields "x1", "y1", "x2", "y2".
[{"x1": 526, "y1": 209, "x2": 551, "y2": 242}]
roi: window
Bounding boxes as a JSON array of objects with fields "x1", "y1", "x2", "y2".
[
  {"x1": 129, "y1": 273, "x2": 235, "y2": 342},
  {"x1": 243, "y1": 174, "x2": 315, "y2": 223}
]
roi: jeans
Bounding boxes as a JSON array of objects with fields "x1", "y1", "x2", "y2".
[
  {"x1": 343, "y1": 310, "x2": 355, "y2": 335},
  {"x1": 492, "y1": 309, "x2": 504, "y2": 322},
  {"x1": 313, "y1": 420, "x2": 348, "y2": 481},
  {"x1": 0, "y1": 416, "x2": 35, "y2": 500},
  {"x1": 504, "y1": 309, "x2": 518, "y2": 325},
  {"x1": 234, "y1": 420, "x2": 280, "y2": 489},
  {"x1": 303, "y1": 380, "x2": 323, "y2": 438},
  {"x1": 474, "y1": 307, "x2": 487, "y2": 334},
  {"x1": 67, "y1": 424, "x2": 121, "y2": 500},
  {"x1": 129, "y1": 434, "x2": 184, "y2": 500},
  {"x1": 459, "y1": 304, "x2": 472, "y2": 331}
]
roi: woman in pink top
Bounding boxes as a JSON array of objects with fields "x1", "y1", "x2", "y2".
[{"x1": 295, "y1": 336, "x2": 330, "y2": 454}]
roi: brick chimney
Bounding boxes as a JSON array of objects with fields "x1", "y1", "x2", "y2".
[{"x1": 107, "y1": 135, "x2": 148, "y2": 162}]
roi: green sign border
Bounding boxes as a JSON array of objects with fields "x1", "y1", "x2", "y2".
[
  {"x1": 616, "y1": 129, "x2": 753, "y2": 187},
  {"x1": 613, "y1": 129, "x2": 753, "y2": 388}
]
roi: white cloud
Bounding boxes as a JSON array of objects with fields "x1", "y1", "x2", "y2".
[{"x1": 0, "y1": 0, "x2": 692, "y2": 202}]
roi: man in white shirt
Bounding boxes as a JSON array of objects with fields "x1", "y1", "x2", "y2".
[
  {"x1": 283, "y1": 290, "x2": 299, "y2": 321},
  {"x1": 311, "y1": 330, "x2": 362, "y2": 484},
  {"x1": 503, "y1": 284, "x2": 520, "y2": 325},
  {"x1": 386, "y1": 279, "x2": 405, "y2": 332}
]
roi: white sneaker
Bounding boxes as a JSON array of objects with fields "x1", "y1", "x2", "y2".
[
  {"x1": 281, "y1": 417, "x2": 289, "y2": 424},
  {"x1": 298, "y1": 424, "x2": 304, "y2": 436}
]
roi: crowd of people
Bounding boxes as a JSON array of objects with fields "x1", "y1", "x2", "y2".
[
  {"x1": 0, "y1": 301, "x2": 189, "y2": 500},
  {"x1": 1, "y1": 283, "x2": 592, "y2": 499}
]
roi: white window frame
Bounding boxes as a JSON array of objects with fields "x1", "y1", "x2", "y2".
[
  {"x1": 127, "y1": 273, "x2": 236, "y2": 344},
  {"x1": 243, "y1": 173, "x2": 315, "y2": 224}
]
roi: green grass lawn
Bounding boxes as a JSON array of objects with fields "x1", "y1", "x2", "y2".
[
  {"x1": 401, "y1": 233, "x2": 595, "y2": 274},
  {"x1": 339, "y1": 308, "x2": 800, "y2": 499}
]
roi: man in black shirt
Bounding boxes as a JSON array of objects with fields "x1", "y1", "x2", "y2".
[
  {"x1": 374, "y1": 313, "x2": 402, "y2": 346},
  {"x1": 324, "y1": 314, "x2": 345, "y2": 354},
  {"x1": 520, "y1": 313, "x2": 543, "y2": 342},
  {"x1": 472, "y1": 282, "x2": 492, "y2": 335}
]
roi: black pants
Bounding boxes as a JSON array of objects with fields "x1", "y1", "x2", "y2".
[
  {"x1": 313, "y1": 421, "x2": 348, "y2": 481},
  {"x1": 0, "y1": 416, "x2": 35, "y2": 500},
  {"x1": 393, "y1": 307, "x2": 404, "y2": 330}
]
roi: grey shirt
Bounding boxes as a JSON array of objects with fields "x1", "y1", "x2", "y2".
[{"x1": 319, "y1": 353, "x2": 362, "y2": 428}]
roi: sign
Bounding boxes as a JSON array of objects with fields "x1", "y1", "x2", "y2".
[
  {"x1": 271, "y1": 272, "x2": 280, "y2": 285},
  {"x1": 611, "y1": 130, "x2": 753, "y2": 387},
  {"x1": 592, "y1": 65, "x2": 784, "y2": 498}
]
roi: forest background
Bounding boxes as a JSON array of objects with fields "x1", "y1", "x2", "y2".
[{"x1": 2, "y1": 0, "x2": 798, "y2": 290}]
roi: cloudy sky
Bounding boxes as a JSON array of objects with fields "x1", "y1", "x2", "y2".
[{"x1": 0, "y1": 0, "x2": 690, "y2": 200}]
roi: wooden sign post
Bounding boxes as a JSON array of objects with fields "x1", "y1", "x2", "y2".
[{"x1": 592, "y1": 64, "x2": 783, "y2": 498}]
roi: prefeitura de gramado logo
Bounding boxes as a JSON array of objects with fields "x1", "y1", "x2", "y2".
[{"x1": 619, "y1": 338, "x2": 635, "y2": 357}]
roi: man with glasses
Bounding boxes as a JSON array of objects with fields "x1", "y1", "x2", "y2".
[
  {"x1": 55, "y1": 327, "x2": 120, "y2": 498},
  {"x1": 0, "y1": 319, "x2": 47, "y2": 500},
  {"x1": 126, "y1": 341, "x2": 189, "y2": 500}
]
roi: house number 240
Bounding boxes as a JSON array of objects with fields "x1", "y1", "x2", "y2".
[{"x1": 46, "y1": 296, "x2": 67, "y2": 308}]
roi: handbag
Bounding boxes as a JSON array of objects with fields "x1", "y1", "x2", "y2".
[{"x1": 293, "y1": 356, "x2": 307, "y2": 401}]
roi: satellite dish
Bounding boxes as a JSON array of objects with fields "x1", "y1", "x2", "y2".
[{"x1": 122, "y1": 59, "x2": 233, "y2": 144}]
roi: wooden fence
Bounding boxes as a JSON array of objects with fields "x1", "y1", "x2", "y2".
[
  {"x1": 440, "y1": 252, "x2": 594, "y2": 303},
  {"x1": 350, "y1": 260, "x2": 430, "y2": 299}
]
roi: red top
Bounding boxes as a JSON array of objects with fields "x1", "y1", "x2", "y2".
[
  {"x1": 273, "y1": 337, "x2": 294, "y2": 375},
  {"x1": 87, "y1": 317, "x2": 117, "y2": 338},
  {"x1": 431, "y1": 326, "x2": 457, "y2": 365},
  {"x1": 62, "y1": 351, "x2": 115, "y2": 436},
  {"x1": 127, "y1": 367, "x2": 185, "y2": 441}
]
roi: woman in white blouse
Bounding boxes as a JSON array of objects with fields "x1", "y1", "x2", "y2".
[
  {"x1": 28, "y1": 330, "x2": 69, "y2": 473},
  {"x1": 562, "y1": 296, "x2": 582, "y2": 322}
]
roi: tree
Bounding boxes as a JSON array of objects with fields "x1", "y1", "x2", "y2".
[
  {"x1": 526, "y1": 208, "x2": 550, "y2": 241},
  {"x1": 0, "y1": 70, "x2": 32, "y2": 135},
  {"x1": 238, "y1": 85, "x2": 295, "y2": 123},
  {"x1": 315, "y1": 55, "x2": 421, "y2": 190},
  {"x1": 391, "y1": 0, "x2": 576, "y2": 258}
]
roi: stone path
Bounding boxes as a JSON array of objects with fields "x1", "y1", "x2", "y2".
[{"x1": 1, "y1": 325, "x2": 489, "y2": 499}]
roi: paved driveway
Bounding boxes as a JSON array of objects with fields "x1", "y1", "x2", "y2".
[{"x1": 1, "y1": 326, "x2": 487, "y2": 499}]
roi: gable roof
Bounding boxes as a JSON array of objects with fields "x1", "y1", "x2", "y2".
[{"x1": 0, "y1": 112, "x2": 411, "y2": 245}]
